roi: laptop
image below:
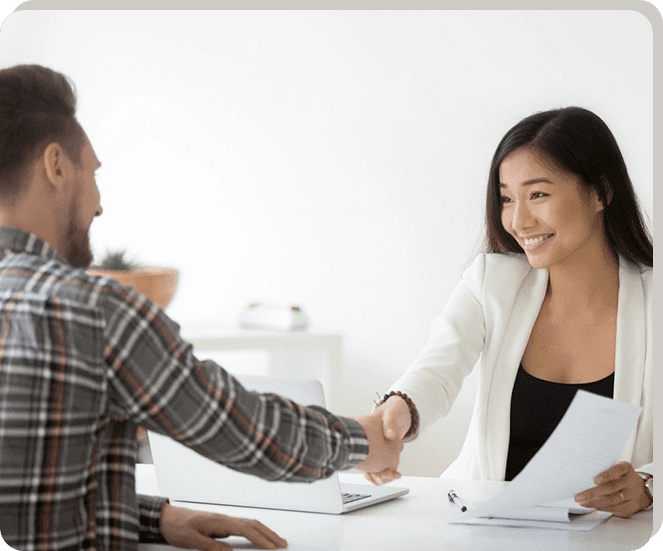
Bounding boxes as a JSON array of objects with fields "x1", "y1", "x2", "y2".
[{"x1": 148, "y1": 374, "x2": 408, "y2": 514}]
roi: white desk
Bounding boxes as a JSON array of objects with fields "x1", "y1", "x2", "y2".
[
  {"x1": 180, "y1": 322, "x2": 342, "y2": 409},
  {"x1": 136, "y1": 464, "x2": 653, "y2": 551}
]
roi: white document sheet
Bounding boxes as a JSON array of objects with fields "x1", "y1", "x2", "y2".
[
  {"x1": 452, "y1": 509, "x2": 612, "y2": 531},
  {"x1": 451, "y1": 390, "x2": 642, "y2": 530}
]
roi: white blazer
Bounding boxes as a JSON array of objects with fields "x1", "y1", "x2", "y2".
[{"x1": 389, "y1": 253, "x2": 653, "y2": 480}]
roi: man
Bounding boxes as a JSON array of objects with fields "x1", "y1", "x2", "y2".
[{"x1": 0, "y1": 64, "x2": 403, "y2": 551}]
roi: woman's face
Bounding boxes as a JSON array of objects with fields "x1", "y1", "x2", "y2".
[{"x1": 498, "y1": 147, "x2": 606, "y2": 270}]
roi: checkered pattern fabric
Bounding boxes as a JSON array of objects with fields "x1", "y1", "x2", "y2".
[{"x1": 0, "y1": 227, "x2": 368, "y2": 550}]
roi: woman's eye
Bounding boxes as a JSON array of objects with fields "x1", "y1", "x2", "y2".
[
  {"x1": 531, "y1": 192, "x2": 547, "y2": 199},
  {"x1": 500, "y1": 196, "x2": 512, "y2": 205}
]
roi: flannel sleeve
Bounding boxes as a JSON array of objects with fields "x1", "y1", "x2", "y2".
[
  {"x1": 137, "y1": 494, "x2": 169, "y2": 543},
  {"x1": 99, "y1": 282, "x2": 369, "y2": 482}
]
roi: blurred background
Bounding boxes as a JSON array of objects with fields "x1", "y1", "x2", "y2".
[{"x1": 0, "y1": 8, "x2": 653, "y2": 476}]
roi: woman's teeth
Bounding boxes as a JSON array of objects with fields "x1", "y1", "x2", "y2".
[{"x1": 523, "y1": 235, "x2": 552, "y2": 248}]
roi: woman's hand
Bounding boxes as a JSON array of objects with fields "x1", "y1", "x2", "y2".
[
  {"x1": 574, "y1": 461, "x2": 652, "y2": 518},
  {"x1": 160, "y1": 503, "x2": 288, "y2": 550},
  {"x1": 362, "y1": 395, "x2": 411, "y2": 486}
]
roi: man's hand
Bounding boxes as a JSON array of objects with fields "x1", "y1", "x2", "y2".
[
  {"x1": 354, "y1": 406, "x2": 405, "y2": 484},
  {"x1": 160, "y1": 503, "x2": 288, "y2": 550},
  {"x1": 574, "y1": 461, "x2": 653, "y2": 518}
]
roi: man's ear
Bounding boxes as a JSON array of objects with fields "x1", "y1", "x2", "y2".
[{"x1": 42, "y1": 143, "x2": 69, "y2": 189}]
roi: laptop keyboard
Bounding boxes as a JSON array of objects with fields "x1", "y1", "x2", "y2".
[{"x1": 342, "y1": 492, "x2": 371, "y2": 504}]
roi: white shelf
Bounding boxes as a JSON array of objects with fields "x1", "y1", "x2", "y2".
[{"x1": 179, "y1": 321, "x2": 343, "y2": 410}]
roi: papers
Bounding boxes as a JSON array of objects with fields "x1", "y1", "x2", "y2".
[
  {"x1": 498, "y1": 498, "x2": 594, "y2": 522},
  {"x1": 453, "y1": 509, "x2": 612, "y2": 531},
  {"x1": 454, "y1": 497, "x2": 612, "y2": 530},
  {"x1": 451, "y1": 390, "x2": 642, "y2": 531}
]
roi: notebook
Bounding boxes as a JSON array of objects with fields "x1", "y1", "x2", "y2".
[{"x1": 148, "y1": 374, "x2": 409, "y2": 514}]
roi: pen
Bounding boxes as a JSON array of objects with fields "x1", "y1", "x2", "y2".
[{"x1": 447, "y1": 489, "x2": 467, "y2": 512}]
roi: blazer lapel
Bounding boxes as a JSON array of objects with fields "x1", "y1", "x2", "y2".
[{"x1": 484, "y1": 266, "x2": 549, "y2": 480}]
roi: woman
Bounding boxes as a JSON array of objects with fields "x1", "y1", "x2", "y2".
[{"x1": 369, "y1": 106, "x2": 653, "y2": 518}]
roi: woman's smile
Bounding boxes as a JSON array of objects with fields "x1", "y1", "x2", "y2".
[{"x1": 520, "y1": 233, "x2": 554, "y2": 251}]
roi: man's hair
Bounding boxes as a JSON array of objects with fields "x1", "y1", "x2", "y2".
[{"x1": 0, "y1": 64, "x2": 85, "y2": 199}]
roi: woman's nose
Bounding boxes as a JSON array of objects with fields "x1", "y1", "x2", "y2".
[{"x1": 511, "y1": 202, "x2": 533, "y2": 233}]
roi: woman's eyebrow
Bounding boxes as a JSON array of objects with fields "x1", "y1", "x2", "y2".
[{"x1": 499, "y1": 178, "x2": 554, "y2": 188}]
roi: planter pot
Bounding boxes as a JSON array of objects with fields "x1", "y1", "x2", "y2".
[{"x1": 87, "y1": 267, "x2": 179, "y2": 310}]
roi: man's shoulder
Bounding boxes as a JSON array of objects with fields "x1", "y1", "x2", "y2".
[
  {"x1": 55, "y1": 265, "x2": 141, "y2": 311},
  {"x1": 0, "y1": 253, "x2": 136, "y2": 314}
]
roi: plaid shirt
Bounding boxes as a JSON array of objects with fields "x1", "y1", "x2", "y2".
[{"x1": 0, "y1": 227, "x2": 369, "y2": 551}]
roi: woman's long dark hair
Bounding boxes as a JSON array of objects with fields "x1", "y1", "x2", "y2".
[{"x1": 485, "y1": 107, "x2": 653, "y2": 267}]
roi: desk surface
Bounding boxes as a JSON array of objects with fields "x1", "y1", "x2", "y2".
[{"x1": 136, "y1": 464, "x2": 653, "y2": 551}]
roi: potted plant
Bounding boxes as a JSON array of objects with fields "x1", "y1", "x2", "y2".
[{"x1": 88, "y1": 250, "x2": 179, "y2": 310}]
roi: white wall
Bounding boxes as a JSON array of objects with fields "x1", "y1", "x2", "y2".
[{"x1": 0, "y1": 9, "x2": 653, "y2": 476}]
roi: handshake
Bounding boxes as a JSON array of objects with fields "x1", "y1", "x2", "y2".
[{"x1": 354, "y1": 395, "x2": 412, "y2": 486}]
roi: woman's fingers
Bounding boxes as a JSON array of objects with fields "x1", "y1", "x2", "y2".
[{"x1": 574, "y1": 462, "x2": 650, "y2": 518}]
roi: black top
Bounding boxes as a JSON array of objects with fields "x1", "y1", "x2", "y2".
[{"x1": 504, "y1": 364, "x2": 614, "y2": 481}]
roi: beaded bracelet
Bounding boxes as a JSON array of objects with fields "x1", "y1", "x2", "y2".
[{"x1": 378, "y1": 390, "x2": 420, "y2": 442}]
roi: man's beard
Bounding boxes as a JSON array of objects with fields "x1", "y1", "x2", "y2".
[{"x1": 64, "y1": 199, "x2": 94, "y2": 269}]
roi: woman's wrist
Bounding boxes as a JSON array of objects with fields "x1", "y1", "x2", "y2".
[
  {"x1": 639, "y1": 473, "x2": 653, "y2": 509},
  {"x1": 378, "y1": 391, "x2": 419, "y2": 442}
]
